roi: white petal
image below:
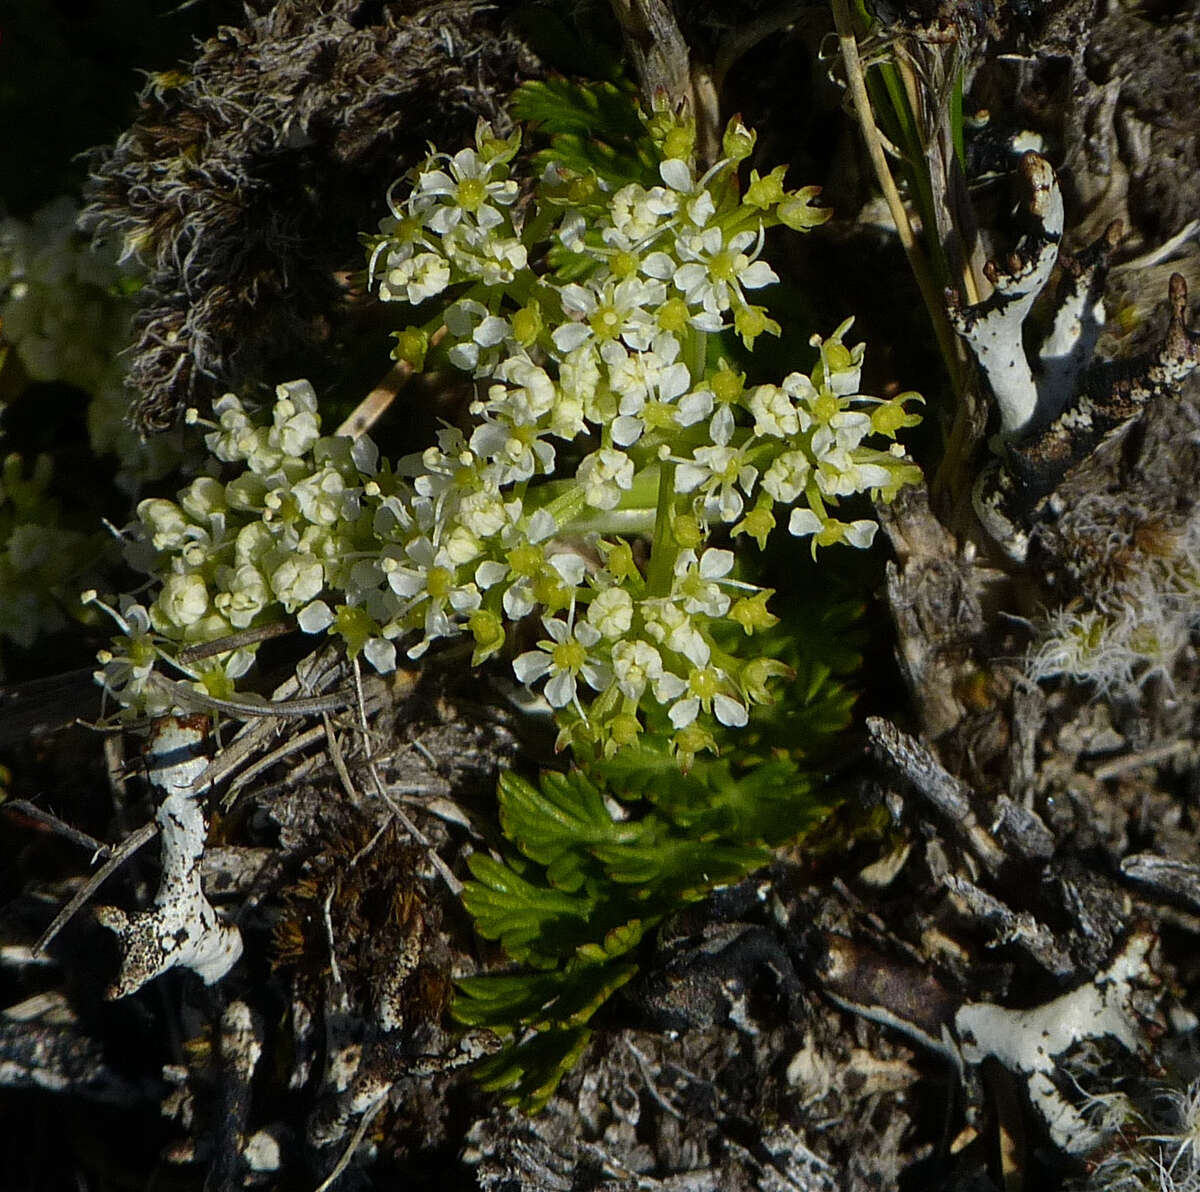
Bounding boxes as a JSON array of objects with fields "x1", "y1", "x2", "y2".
[
  {"x1": 476, "y1": 315, "x2": 510, "y2": 346},
  {"x1": 551, "y1": 323, "x2": 590, "y2": 353},
  {"x1": 668, "y1": 697, "x2": 700, "y2": 728},
  {"x1": 690, "y1": 309, "x2": 726, "y2": 332},
  {"x1": 676, "y1": 390, "x2": 713, "y2": 426},
  {"x1": 581, "y1": 661, "x2": 611, "y2": 691},
  {"x1": 503, "y1": 585, "x2": 535, "y2": 619},
  {"x1": 700, "y1": 549, "x2": 734, "y2": 579},
  {"x1": 845, "y1": 520, "x2": 879, "y2": 549},
  {"x1": 653, "y1": 672, "x2": 688, "y2": 702},
  {"x1": 575, "y1": 621, "x2": 602, "y2": 647},
  {"x1": 642, "y1": 251, "x2": 675, "y2": 280},
  {"x1": 363, "y1": 637, "x2": 397, "y2": 673},
  {"x1": 686, "y1": 191, "x2": 715, "y2": 226},
  {"x1": 710, "y1": 404, "x2": 735, "y2": 446},
  {"x1": 543, "y1": 616, "x2": 570, "y2": 643},
  {"x1": 527, "y1": 509, "x2": 557, "y2": 542},
  {"x1": 740, "y1": 263, "x2": 778, "y2": 290},
  {"x1": 297, "y1": 600, "x2": 335, "y2": 633},
  {"x1": 659, "y1": 158, "x2": 692, "y2": 191},
  {"x1": 549, "y1": 553, "x2": 587, "y2": 587},
  {"x1": 714, "y1": 694, "x2": 748, "y2": 727},
  {"x1": 476, "y1": 560, "x2": 509, "y2": 588},
  {"x1": 659, "y1": 362, "x2": 691, "y2": 402},
  {"x1": 675, "y1": 462, "x2": 707, "y2": 493},
  {"x1": 544, "y1": 671, "x2": 576, "y2": 707},
  {"x1": 612, "y1": 415, "x2": 644, "y2": 446},
  {"x1": 557, "y1": 283, "x2": 593, "y2": 316},
  {"x1": 788, "y1": 508, "x2": 822, "y2": 537},
  {"x1": 513, "y1": 651, "x2": 553, "y2": 684}
]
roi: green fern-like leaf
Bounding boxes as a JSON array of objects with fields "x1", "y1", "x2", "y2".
[
  {"x1": 471, "y1": 1026, "x2": 595, "y2": 1112},
  {"x1": 462, "y1": 852, "x2": 595, "y2": 967},
  {"x1": 510, "y1": 78, "x2": 658, "y2": 189}
]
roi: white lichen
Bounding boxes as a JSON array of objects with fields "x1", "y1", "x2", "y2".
[
  {"x1": 96, "y1": 716, "x2": 242, "y2": 999},
  {"x1": 954, "y1": 930, "x2": 1155, "y2": 1154},
  {"x1": 948, "y1": 152, "x2": 1065, "y2": 439}
]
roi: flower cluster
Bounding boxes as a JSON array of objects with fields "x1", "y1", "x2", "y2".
[
  {"x1": 0, "y1": 196, "x2": 177, "y2": 494},
  {"x1": 96, "y1": 108, "x2": 921, "y2": 761},
  {"x1": 0, "y1": 453, "x2": 93, "y2": 652}
]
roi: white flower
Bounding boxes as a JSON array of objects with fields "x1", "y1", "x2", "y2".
[
  {"x1": 578, "y1": 448, "x2": 635, "y2": 510},
  {"x1": 781, "y1": 370, "x2": 819, "y2": 403},
  {"x1": 387, "y1": 535, "x2": 481, "y2": 657},
  {"x1": 747, "y1": 383, "x2": 802, "y2": 439},
  {"x1": 786, "y1": 510, "x2": 878, "y2": 550},
  {"x1": 586, "y1": 587, "x2": 634, "y2": 639},
  {"x1": 451, "y1": 231, "x2": 527, "y2": 287},
  {"x1": 761, "y1": 451, "x2": 812, "y2": 504},
  {"x1": 512, "y1": 615, "x2": 609, "y2": 708},
  {"x1": 411, "y1": 145, "x2": 518, "y2": 235},
  {"x1": 269, "y1": 553, "x2": 325, "y2": 611},
  {"x1": 641, "y1": 598, "x2": 709, "y2": 668},
  {"x1": 470, "y1": 418, "x2": 556, "y2": 484},
  {"x1": 458, "y1": 486, "x2": 519, "y2": 539},
  {"x1": 486, "y1": 357, "x2": 558, "y2": 424},
  {"x1": 675, "y1": 444, "x2": 758, "y2": 522},
  {"x1": 551, "y1": 276, "x2": 665, "y2": 355},
  {"x1": 157, "y1": 573, "x2": 210, "y2": 628},
  {"x1": 814, "y1": 319, "x2": 865, "y2": 395},
  {"x1": 291, "y1": 464, "x2": 354, "y2": 526},
  {"x1": 602, "y1": 331, "x2": 683, "y2": 408},
  {"x1": 666, "y1": 664, "x2": 748, "y2": 729},
  {"x1": 606, "y1": 181, "x2": 679, "y2": 246},
  {"x1": 812, "y1": 410, "x2": 872, "y2": 454},
  {"x1": 812, "y1": 434, "x2": 894, "y2": 499},
  {"x1": 139, "y1": 498, "x2": 199, "y2": 552},
  {"x1": 672, "y1": 548, "x2": 734, "y2": 617},
  {"x1": 604, "y1": 333, "x2": 692, "y2": 446},
  {"x1": 445, "y1": 298, "x2": 511, "y2": 374},
  {"x1": 379, "y1": 251, "x2": 451, "y2": 304},
  {"x1": 270, "y1": 380, "x2": 322, "y2": 456},
  {"x1": 611, "y1": 639, "x2": 683, "y2": 703},
  {"x1": 670, "y1": 225, "x2": 778, "y2": 316},
  {"x1": 215, "y1": 564, "x2": 270, "y2": 629},
  {"x1": 553, "y1": 347, "x2": 599, "y2": 438},
  {"x1": 178, "y1": 477, "x2": 227, "y2": 525}
]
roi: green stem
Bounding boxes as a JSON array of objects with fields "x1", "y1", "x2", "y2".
[{"x1": 646, "y1": 461, "x2": 679, "y2": 597}]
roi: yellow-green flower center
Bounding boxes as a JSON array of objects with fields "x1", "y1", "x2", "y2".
[
  {"x1": 589, "y1": 303, "x2": 622, "y2": 341},
  {"x1": 552, "y1": 639, "x2": 586, "y2": 673},
  {"x1": 456, "y1": 177, "x2": 487, "y2": 211},
  {"x1": 508, "y1": 543, "x2": 543, "y2": 577},
  {"x1": 657, "y1": 297, "x2": 689, "y2": 333},
  {"x1": 610, "y1": 251, "x2": 638, "y2": 279},
  {"x1": 709, "y1": 249, "x2": 737, "y2": 282},
  {"x1": 689, "y1": 666, "x2": 720, "y2": 699},
  {"x1": 426, "y1": 565, "x2": 453, "y2": 598},
  {"x1": 710, "y1": 367, "x2": 743, "y2": 403},
  {"x1": 812, "y1": 392, "x2": 839, "y2": 423},
  {"x1": 511, "y1": 303, "x2": 542, "y2": 345},
  {"x1": 824, "y1": 342, "x2": 853, "y2": 371}
]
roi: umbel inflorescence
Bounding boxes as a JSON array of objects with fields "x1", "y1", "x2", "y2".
[{"x1": 93, "y1": 103, "x2": 920, "y2": 763}]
